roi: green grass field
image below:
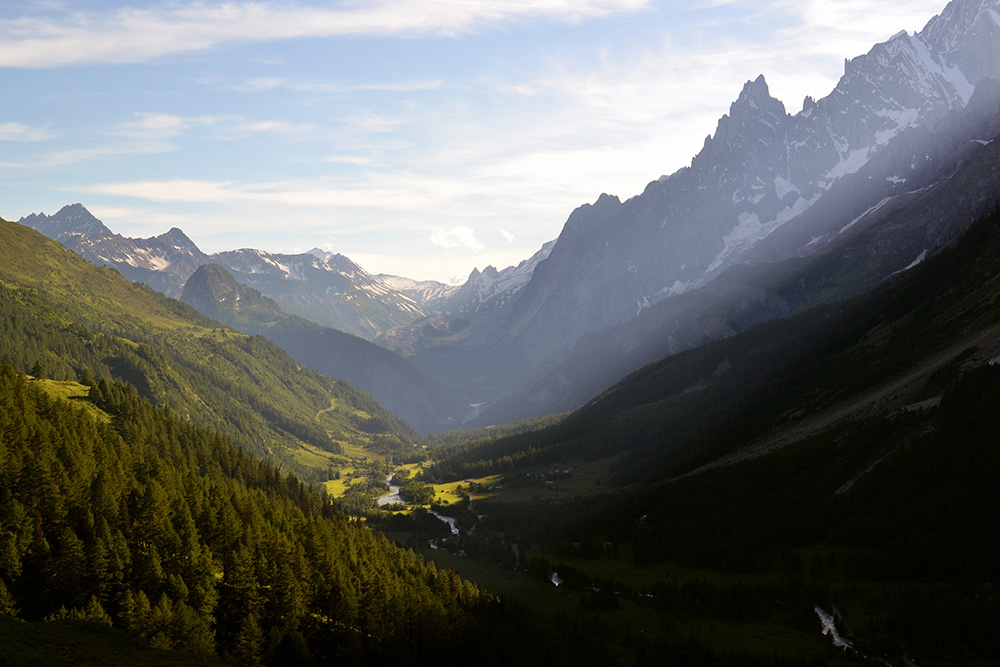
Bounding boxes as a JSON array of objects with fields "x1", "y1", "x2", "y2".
[{"x1": 34, "y1": 378, "x2": 111, "y2": 424}]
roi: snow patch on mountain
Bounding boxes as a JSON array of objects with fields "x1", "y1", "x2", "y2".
[{"x1": 840, "y1": 196, "x2": 896, "y2": 234}]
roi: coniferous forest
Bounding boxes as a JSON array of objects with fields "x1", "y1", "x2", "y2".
[{"x1": 0, "y1": 365, "x2": 507, "y2": 664}]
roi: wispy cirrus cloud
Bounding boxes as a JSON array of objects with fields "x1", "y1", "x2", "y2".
[
  {"x1": 1, "y1": 142, "x2": 176, "y2": 169},
  {"x1": 0, "y1": 0, "x2": 652, "y2": 68},
  {"x1": 0, "y1": 122, "x2": 52, "y2": 141},
  {"x1": 113, "y1": 112, "x2": 317, "y2": 141},
  {"x1": 72, "y1": 173, "x2": 475, "y2": 211},
  {"x1": 113, "y1": 113, "x2": 209, "y2": 140},
  {"x1": 447, "y1": 0, "x2": 952, "y2": 198},
  {"x1": 230, "y1": 76, "x2": 445, "y2": 95}
]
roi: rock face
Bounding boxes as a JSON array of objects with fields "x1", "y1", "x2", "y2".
[{"x1": 180, "y1": 264, "x2": 468, "y2": 433}]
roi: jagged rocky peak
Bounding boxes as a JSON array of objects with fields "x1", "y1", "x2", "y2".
[
  {"x1": 156, "y1": 226, "x2": 200, "y2": 252},
  {"x1": 461, "y1": 265, "x2": 500, "y2": 290},
  {"x1": 20, "y1": 203, "x2": 112, "y2": 239},
  {"x1": 821, "y1": 0, "x2": 1000, "y2": 154},
  {"x1": 556, "y1": 193, "x2": 623, "y2": 246},
  {"x1": 693, "y1": 75, "x2": 789, "y2": 172},
  {"x1": 733, "y1": 74, "x2": 786, "y2": 117}
]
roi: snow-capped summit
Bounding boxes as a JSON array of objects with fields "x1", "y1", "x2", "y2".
[{"x1": 21, "y1": 205, "x2": 425, "y2": 339}]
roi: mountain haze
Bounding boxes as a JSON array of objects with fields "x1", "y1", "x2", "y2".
[
  {"x1": 4, "y1": 0, "x2": 1000, "y2": 663},
  {"x1": 474, "y1": 78, "x2": 1000, "y2": 425},
  {"x1": 181, "y1": 264, "x2": 469, "y2": 433},
  {"x1": 422, "y1": 0, "x2": 1000, "y2": 425},
  {"x1": 17, "y1": 0, "x2": 1000, "y2": 435}
]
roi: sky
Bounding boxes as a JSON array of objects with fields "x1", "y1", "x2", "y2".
[{"x1": 0, "y1": 0, "x2": 950, "y2": 284}]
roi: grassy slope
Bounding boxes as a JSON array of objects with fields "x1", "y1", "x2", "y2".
[{"x1": 0, "y1": 219, "x2": 413, "y2": 479}]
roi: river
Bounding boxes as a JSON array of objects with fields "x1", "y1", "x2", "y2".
[
  {"x1": 376, "y1": 477, "x2": 459, "y2": 535},
  {"x1": 814, "y1": 606, "x2": 852, "y2": 650},
  {"x1": 376, "y1": 475, "x2": 401, "y2": 506},
  {"x1": 428, "y1": 509, "x2": 459, "y2": 536}
]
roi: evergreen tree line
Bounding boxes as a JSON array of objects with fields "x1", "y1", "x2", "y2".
[{"x1": 0, "y1": 364, "x2": 504, "y2": 665}]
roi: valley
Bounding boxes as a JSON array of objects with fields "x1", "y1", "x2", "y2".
[{"x1": 2, "y1": 0, "x2": 999, "y2": 664}]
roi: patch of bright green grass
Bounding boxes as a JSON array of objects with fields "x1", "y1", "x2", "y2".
[{"x1": 32, "y1": 378, "x2": 111, "y2": 424}]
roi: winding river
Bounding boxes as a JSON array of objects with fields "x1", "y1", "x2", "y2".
[{"x1": 376, "y1": 477, "x2": 459, "y2": 535}]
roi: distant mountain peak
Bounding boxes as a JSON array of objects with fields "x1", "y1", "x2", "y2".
[
  {"x1": 19, "y1": 203, "x2": 112, "y2": 240},
  {"x1": 155, "y1": 226, "x2": 201, "y2": 252},
  {"x1": 730, "y1": 74, "x2": 786, "y2": 120},
  {"x1": 181, "y1": 263, "x2": 276, "y2": 322},
  {"x1": 737, "y1": 73, "x2": 769, "y2": 99},
  {"x1": 307, "y1": 247, "x2": 333, "y2": 261}
]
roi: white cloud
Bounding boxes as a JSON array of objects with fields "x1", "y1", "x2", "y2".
[
  {"x1": 230, "y1": 76, "x2": 445, "y2": 95},
  {"x1": 27, "y1": 142, "x2": 176, "y2": 168},
  {"x1": 430, "y1": 226, "x2": 485, "y2": 250},
  {"x1": 114, "y1": 113, "x2": 201, "y2": 139},
  {"x1": 0, "y1": 0, "x2": 652, "y2": 68},
  {"x1": 112, "y1": 112, "x2": 318, "y2": 142},
  {"x1": 0, "y1": 122, "x2": 51, "y2": 141},
  {"x1": 500, "y1": 229, "x2": 515, "y2": 243}
]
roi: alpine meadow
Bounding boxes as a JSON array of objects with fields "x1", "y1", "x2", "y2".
[{"x1": 2, "y1": 0, "x2": 1000, "y2": 665}]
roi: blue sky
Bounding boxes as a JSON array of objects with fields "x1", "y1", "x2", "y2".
[{"x1": 1, "y1": 0, "x2": 947, "y2": 283}]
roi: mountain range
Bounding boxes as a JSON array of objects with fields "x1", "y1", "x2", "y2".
[
  {"x1": 5, "y1": 0, "x2": 1000, "y2": 663},
  {"x1": 418, "y1": 0, "x2": 1000, "y2": 424},
  {"x1": 20, "y1": 0, "x2": 1000, "y2": 434},
  {"x1": 0, "y1": 218, "x2": 415, "y2": 480},
  {"x1": 18, "y1": 205, "x2": 426, "y2": 340}
]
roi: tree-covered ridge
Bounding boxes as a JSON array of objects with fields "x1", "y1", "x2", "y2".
[
  {"x1": 0, "y1": 365, "x2": 496, "y2": 665},
  {"x1": 0, "y1": 219, "x2": 414, "y2": 480}
]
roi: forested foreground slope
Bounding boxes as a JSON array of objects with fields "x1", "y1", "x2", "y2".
[
  {"x1": 0, "y1": 219, "x2": 414, "y2": 481},
  {"x1": 0, "y1": 365, "x2": 533, "y2": 665}
]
